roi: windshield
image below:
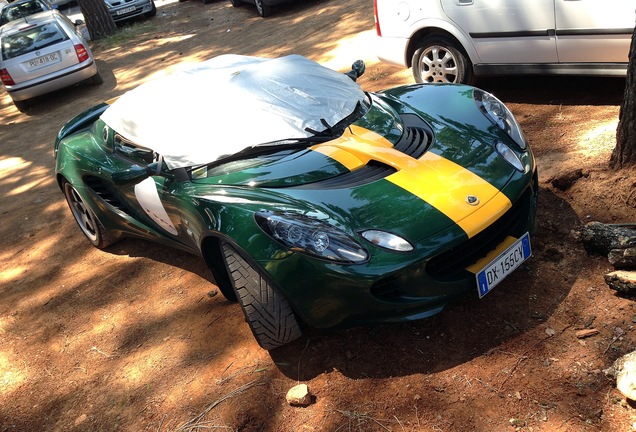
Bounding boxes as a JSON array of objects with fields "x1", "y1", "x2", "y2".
[
  {"x1": 101, "y1": 55, "x2": 370, "y2": 170},
  {"x1": 0, "y1": 1, "x2": 47, "y2": 26}
]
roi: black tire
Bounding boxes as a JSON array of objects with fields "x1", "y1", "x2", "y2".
[
  {"x1": 63, "y1": 181, "x2": 115, "y2": 249},
  {"x1": 146, "y1": 0, "x2": 156, "y2": 17},
  {"x1": 230, "y1": 0, "x2": 240, "y2": 6},
  {"x1": 412, "y1": 35, "x2": 472, "y2": 84},
  {"x1": 13, "y1": 98, "x2": 30, "y2": 113},
  {"x1": 221, "y1": 241, "x2": 302, "y2": 350},
  {"x1": 254, "y1": 0, "x2": 271, "y2": 17},
  {"x1": 91, "y1": 70, "x2": 104, "y2": 85}
]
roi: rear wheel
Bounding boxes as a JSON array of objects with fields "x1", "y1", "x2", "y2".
[
  {"x1": 412, "y1": 35, "x2": 472, "y2": 84},
  {"x1": 13, "y1": 99, "x2": 30, "y2": 113},
  {"x1": 90, "y1": 70, "x2": 104, "y2": 85},
  {"x1": 221, "y1": 241, "x2": 302, "y2": 349},
  {"x1": 63, "y1": 181, "x2": 115, "y2": 249},
  {"x1": 230, "y1": 0, "x2": 240, "y2": 6},
  {"x1": 254, "y1": 0, "x2": 271, "y2": 17}
]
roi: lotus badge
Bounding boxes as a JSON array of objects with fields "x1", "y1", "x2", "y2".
[{"x1": 466, "y1": 195, "x2": 480, "y2": 206}]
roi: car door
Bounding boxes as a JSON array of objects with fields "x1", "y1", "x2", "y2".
[
  {"x1": 110, "y1": 134, "x2": 197, "y2": 251},
  {"x1": 555, "y1": 0, "x2": 634, "y2": 63},
  {"x1": 440, "y1": 0, "x2": 558, "y2": 64}
]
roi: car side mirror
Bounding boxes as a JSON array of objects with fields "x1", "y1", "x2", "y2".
[
  {"x1": 111, "y1": 162, "x2": 161, "y2": 185},
  {"x1": 346, "y1": 60, "x2": 366, "y2": 82}
]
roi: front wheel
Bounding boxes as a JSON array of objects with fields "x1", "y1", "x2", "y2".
[
  {"x1": 254, "y1": 0, "x2": 271, "y2": 17},
  {"x1": 412, "y1": 35, "x2": 472, "y2": 84},
  {"x1": 221, "y1": 241, "x2": 302, "y2": 350},
  {"x1": 63, "y1": 181, "x2": 115, "y2": 249},
  {"x1": 146, "y1": 0, "x2": 157, "y2": 17}
]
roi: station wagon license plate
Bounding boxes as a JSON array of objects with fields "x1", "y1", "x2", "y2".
[
  {"x1": 476, "y1": 232, "x2": 531, "y2": 298},
  {"x1": 117, "y1": 6, "x2": 136, "y2": 15},
  {"x1": 26, "y1": 52, "x2": 60, "y2": 70}
]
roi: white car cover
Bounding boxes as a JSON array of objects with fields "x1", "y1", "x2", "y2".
[{"x1": 100, "y1": 55, "x2": 367, "y2": 169}]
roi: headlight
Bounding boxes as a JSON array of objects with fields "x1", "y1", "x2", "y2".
[
  {"x1": 473, "y1": 89, "x2": 527, "y2": 150},
  {"x1": 495, "y1": 140, "x2": 524, "y2": 172},
  {"x1": 360, "y1": 230, "x2": 413, "y2": 252},
  {"x1": 255, "y1": 212, "x2": 369, "y2": 264}
]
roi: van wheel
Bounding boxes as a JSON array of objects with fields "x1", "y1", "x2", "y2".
[
  {"x1": 412, "y1": 35, "x2": 472, "y2": 84},
  {"x1": 221, "y1": 241, "x2": 302, "y2": 350}
]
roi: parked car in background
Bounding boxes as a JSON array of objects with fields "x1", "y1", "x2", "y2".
[
  {"x1": 104, "y1": 0, "x2": 155, "y2": 23},
  {"x1": 374, "y1": 0, "x2": 635, "y2": 84},
  {"x1": 0, "y1": 9, "x2": 102, "y2": 112},
  {"x1": 229, "y1": 0, "x2": 292, "y2": 18},
  {"x1": 54, "y1": 54, "x2": 538, "y2": 349},
  {"x1": 48, "y1": 0, "x2": 75, "y2": 9},
  {"x1": 0, "y1": 0, "x2": 53, "y2": 26}
]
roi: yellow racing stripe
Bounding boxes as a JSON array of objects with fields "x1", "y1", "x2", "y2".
[
  {"x1": 311, "y1": 126, "x2": 513, "y2": 238},
  {"x1": 387, "y1": 153, "x2": 512, "y2": 238}
]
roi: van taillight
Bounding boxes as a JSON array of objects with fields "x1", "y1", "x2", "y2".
[
  {"x1": 74, "y1": 44, "x2": 89, "y2": 62},
  {"x1": 0, "y1": 68, "x2": 15, "y2": 86},
  {"x1": 374, "y1": 0, "x2": 381, "y2": 36}
]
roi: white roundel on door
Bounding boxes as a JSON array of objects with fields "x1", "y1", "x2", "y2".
[{"x1": 134, "y1": 177, "x2": 178, "y2": 235}]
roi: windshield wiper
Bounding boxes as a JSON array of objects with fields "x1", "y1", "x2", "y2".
[
  {"x1": 304, "y1": 101, "x2": 366, "y2": 138},
  {"x1": 190, "y1": 100, "x2": 369, "y2": 175}
]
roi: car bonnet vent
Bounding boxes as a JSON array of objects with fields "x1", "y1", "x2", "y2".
[
  {"x1": 394, "y1": 113, "x2": 434, "y2": 159},
  {"x1": 292, "y1": 161, "x2": 396, "y2": 190}
]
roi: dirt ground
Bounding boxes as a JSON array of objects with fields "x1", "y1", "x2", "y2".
[{"x1": 2, "y1": 0, "x2": 636, "y2": 430}]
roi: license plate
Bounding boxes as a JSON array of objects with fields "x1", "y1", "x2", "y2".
[
  {"x1": 476, "y1": 232, "x2": 531, "y2": 298},
  {"x1": 117, "y1": 6, "x2": 136, "y2": 15},
  {"x1": 26, "y1": 52, "x2": 60, "y2": 70}
]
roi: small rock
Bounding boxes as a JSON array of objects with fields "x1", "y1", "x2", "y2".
[
  {"x1": 575, "y1": 328, "x2": 599, "y2": 339},
  {"x1": 549, "y1": 169, "x2": 586, "y2": 191},
  {"x1": 286, "y1": 384, "x2": 313, "y2": 406},
  {"x1": 509, "y1": 418, "x2": 526, "y2": 427},
  {"x1": 74, "y1": 414, "x2": 87, "y2": 426}
]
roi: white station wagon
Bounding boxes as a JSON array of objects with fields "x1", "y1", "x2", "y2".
[
  {"x1": 0, "y1": 9, "x2": 101, "y2": 112},
  {"x1": 374, "y1": 0, "x2": 635, "y2": 84}
]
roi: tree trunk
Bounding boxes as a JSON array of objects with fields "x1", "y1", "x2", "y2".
[
  {"x1": 77, "y1": 0, "x2": 117, "y2": 41},
  {"x1": 611, "y1": 28, "x2": 636, "y2": 168}
]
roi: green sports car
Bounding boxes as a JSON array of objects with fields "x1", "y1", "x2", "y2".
[{"x1": 54, "y1": 55, "x2": 537, "y2": 350}]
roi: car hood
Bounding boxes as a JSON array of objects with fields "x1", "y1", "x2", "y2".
[
  {"x1": 193, "y1": 122, "x2": 516, "y2": 243},
  {"x1": 100, "y1": 54, "x2": 367, "y2": 170}
]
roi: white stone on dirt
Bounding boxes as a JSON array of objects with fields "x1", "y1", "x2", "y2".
[
  {"x1": 605, "y1": 351, "x2": 636, "y2": 400},
  {"x1": 286, "y1": 383, "x2": 313, "y2": 406}
]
